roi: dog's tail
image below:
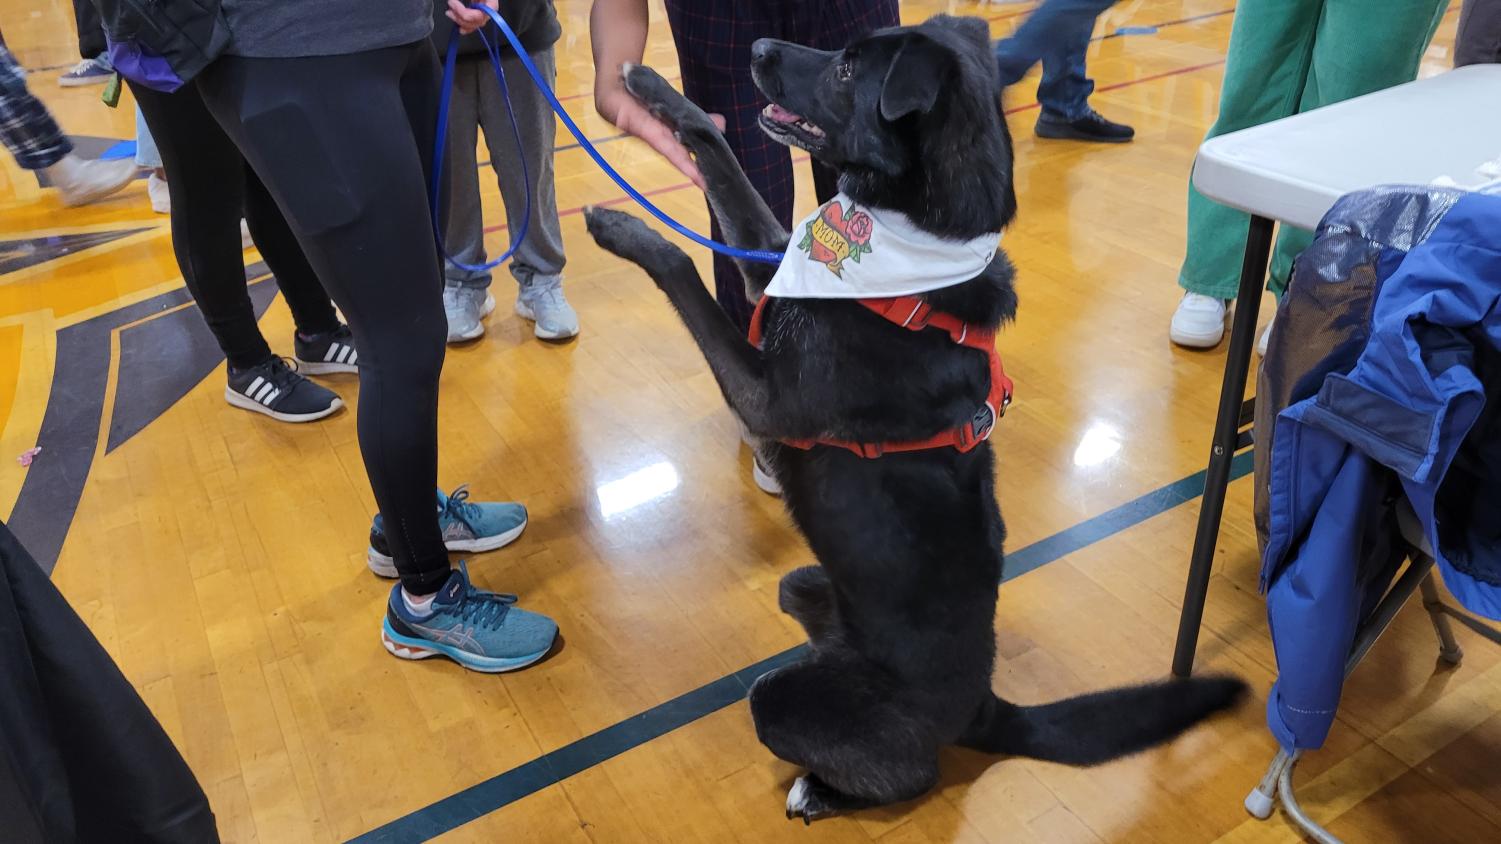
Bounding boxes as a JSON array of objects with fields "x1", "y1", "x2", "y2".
[{"x1": 958, "y1": 676, "x2": 1247, "y2": 765}]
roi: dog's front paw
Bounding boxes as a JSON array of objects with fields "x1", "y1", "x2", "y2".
[
  {"x1": 583, "y1": 205, "x2": 689, "y2": 280},
  {"x1": 622, "y1": 63, "x2": 720, "y2": 143}
]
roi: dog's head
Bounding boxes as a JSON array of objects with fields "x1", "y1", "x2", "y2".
[{"x1": 751, "y1": 15, "x2": 1016, "y2": 238}]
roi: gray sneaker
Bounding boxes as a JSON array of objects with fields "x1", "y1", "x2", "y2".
[
  {"x1": 443, "y1": 282, "x2": 495, "y2": 343},
  {"x1": 515, "y1": 278, "x2": 579, "y2": 341}
]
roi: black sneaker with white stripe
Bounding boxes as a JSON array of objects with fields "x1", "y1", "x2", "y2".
[
  {"x1": 225, "y1": 357, "x2": 343, "y2": 423},
  {"x1": 294, "y1": 323, "x2": 359, "y2": 375}
]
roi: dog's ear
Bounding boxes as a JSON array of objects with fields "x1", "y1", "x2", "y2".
[
  {"x1": 924, "y1": 15, "x2": 992, "y2": 52},
  {"x1": 879, "y1": 34, "x2": 952, "y2": 122}
]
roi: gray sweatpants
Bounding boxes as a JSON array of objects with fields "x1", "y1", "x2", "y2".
[
  {"x1": 1457, "y1": 0, "x2": 1501, "y2": 65},
  {"x1": 443, "y1": 47, "x2": 566, "y2": 290}
]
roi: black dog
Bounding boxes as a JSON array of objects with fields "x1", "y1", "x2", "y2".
[{"x1": 584, "y1": 14, "x2": 1246, "y2": 822}]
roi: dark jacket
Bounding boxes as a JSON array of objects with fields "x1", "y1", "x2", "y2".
[
  {"x1": 0, "y1": 520, "x2": 218, "y2": 842},
  {"x1": 430, "y1": 0, "x2": 561, "y2": 61},
  {"x1": 1255, "y1": 186, "x2": 1501, "y2": 753}
]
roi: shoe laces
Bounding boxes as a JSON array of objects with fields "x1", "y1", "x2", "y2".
[
  {"x1": 452, "y1": 585, "x2": 518, "y2": 630},
  {"x1": 440, "y1": 484, "x2": 484, "y2": 527},
  {"x1": 1181, "y1": 292, "x2": 1224, "y2": 310},
  {"x1": 260, "y1": 356, "x2": 306, "y2": 389},
  {"x1": 525, "y1": 281, "x2": 567, "y2": 312},
  {"x1": 68, "y1": 59, "x2": 100, "y2": 75}
]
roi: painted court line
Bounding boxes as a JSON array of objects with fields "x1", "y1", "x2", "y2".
[{"x1": 348, "y1": 450, "x2": 1255, "y2": 843}]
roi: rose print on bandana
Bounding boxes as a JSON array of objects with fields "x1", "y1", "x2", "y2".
[{"x1": 798, "y1": 201, "x2": 874, "y2": 277}]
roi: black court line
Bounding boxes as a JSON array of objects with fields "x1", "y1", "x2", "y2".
[{"x1": 349, "y1": 449, "x2": 1255, "y2": 843}]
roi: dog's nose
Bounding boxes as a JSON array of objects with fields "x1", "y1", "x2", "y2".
[{"x1": 751, "y1": 39, "x2": 779, "y2": 67}]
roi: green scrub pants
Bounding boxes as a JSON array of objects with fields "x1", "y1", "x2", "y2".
[{"x1": 1179, "y1": 0, "x2": 1450, "y2": 301}]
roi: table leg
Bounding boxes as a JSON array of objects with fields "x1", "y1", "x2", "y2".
[{"x1": 1172, "y1": 214, "x2": 1274, "y2": 678}]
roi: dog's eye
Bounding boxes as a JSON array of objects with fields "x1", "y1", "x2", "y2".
[{"x1": 835, "y1": 59, "x2": 854, "y2": 81}]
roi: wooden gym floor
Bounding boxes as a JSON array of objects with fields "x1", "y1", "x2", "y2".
[{"x1": 3, "y1": 1, "x2": 1498, "y2": 841}]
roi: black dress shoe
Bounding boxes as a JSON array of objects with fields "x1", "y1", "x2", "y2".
[{"x1": 1035, "y1": 108, "x2": 1135, "y2": 143}]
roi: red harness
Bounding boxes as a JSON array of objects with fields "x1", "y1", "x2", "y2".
[{"x1": 747, "y1": 295, "x2": 1014, "y2": 458}]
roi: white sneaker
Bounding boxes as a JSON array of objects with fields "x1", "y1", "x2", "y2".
[
  {"x1": 44, "y1": 154, "x2": 137, "y2": 207},
  {"x1": 752, "y1": 455, "x2": 782, "y2": 496},
  {"x1": 444, "y1": 282, "x2": 495, "y2": 343},
  {"x1": 1257, "y1": 314, "x2": 1275, "y2": 358},
  {"x1": 515, "y1": 278, "x2": 580, "y2": 341},
  {"x1": 147, "y1": 172, "x2": 171, "y2": 214},
  {"x1": 1170, "y1": 292, "x2": 1229, "y2": 348}
]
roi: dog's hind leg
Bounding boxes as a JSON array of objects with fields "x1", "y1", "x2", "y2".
[
  {"x1": 779, "y1": 566, "x2": 841, "y2": 650},
  {"x1": 620, "y1": 64, "x2": 787, "y2": 300},
  {"x1": 749, "y1": 655, "x2": 939, "y2": 822}
]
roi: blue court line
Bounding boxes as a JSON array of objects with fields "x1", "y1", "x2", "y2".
[{"x1": 348, "y1": 448, "x2": 1256, "y2": 843}]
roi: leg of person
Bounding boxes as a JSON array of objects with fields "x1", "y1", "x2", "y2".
[
  {"x1": 197, "y1": 44, "x2": 553, "y2": 672},
  {"x1": 243, "y1": 168, "x2": 356, "y2": 375},
  {"x1": 438, "y1": 58, "x2": 497, "y2": 343},
  {"x1": 803, "y1": 0, "x2": 902, "y2": 203},
  {"x1": 135, "y1": 105, "x2": 171, "y2": 214},
  {"x1": 60, "y1": 0, "x2": 112, "y2": 86},
  {"x1": 1264, "y1": 0, "x2": 1452, "y2": 298},
  {"x1": 131, "y1": 80, "x2": 342, "y2": 422},
  {"x1": 0, "y1": 45, "x2": 134, "y2": 204},
  {"x1": 1455, "y1": 0, "x2": 1501, "y2": 66},
  {"x1": 994, "y1": 0, "x2": 1118, "y2": 84},
  {"x1": 1033, "y1": 35, "x2": 1134, "y2": 142},
  {"x1": 482, "y1": 47, "x2": 577, "y2": 341},
  {"x1": 1171, "y1": 0, "x2": 1321, "y2": 348},
  {"x1": 665, "y1": 0, "x2": 793, "y2": 335}
]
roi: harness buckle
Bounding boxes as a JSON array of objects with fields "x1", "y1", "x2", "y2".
[{"x1": 970, "y1": 402, "x2": 997, "y2": 445}]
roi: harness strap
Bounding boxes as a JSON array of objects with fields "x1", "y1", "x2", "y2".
[{"x1": 748, "y1": 295, "x2": 1014, "y2": 458}]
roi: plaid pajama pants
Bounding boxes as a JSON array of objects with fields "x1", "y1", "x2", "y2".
[
  {"x1": 663, "y1": 0, "x2": 900, "y2": 333},
  {"x1": 0, "y1": 45, "x2": 72, "y2": 171}
]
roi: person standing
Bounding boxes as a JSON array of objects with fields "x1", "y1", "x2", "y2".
[
  {"x1": 1170, "y1": 0, "x2": 1450, "y2": 352},
  {"x1": 993, "y1": 0, "x2": 1135, "y2": 142},
  {"x1": 147, "y1": 0, "x2": 560, "y2": 673},
  {"x1": 430, "y1": 0, "x2": 576, "y2": 343}
]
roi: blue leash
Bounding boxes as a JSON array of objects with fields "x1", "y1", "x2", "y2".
[{"x1": 432, "y1": 4, "x2": 786, "y2": 268}]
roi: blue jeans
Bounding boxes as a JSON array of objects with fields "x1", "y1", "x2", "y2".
[{"x1": 994, "y1": 0, "x2": 1116, "y2": 120}]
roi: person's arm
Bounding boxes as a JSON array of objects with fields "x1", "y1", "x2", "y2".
[{"x1": 590, "y1": 0, "x2": 717, "y2": 188}]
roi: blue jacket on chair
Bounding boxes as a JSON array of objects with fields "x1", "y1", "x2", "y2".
[{"x1": 1255, "y1": 187, "x2": 1501, "y2": 752}]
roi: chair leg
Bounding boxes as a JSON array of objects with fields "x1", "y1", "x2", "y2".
[
  {"x1": 1277, "y1": 752, "x2": 1344, "y2": 844},
  {"x1": 1420, "y1": 573, "x2": 1464, "y2": 665},
  {"x1": 1172, "y1": 213, "x2": 1274, "y2": 677},
  {"x1": 1244, "y1": 748, "x2": 1292, "y2": 819}
]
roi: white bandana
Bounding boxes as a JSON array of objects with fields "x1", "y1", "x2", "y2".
[{"x1": 765, "y1": 193, "x2": 1002, "y2": 299}]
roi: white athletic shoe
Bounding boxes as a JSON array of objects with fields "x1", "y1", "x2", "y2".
[
  {"x1": 515, "y1": 278, "x2": 579, "y2": 341},
  {"x1": 752, "y1": 455, "x2": 783, "y2": 496},
  {"x1": 1257, "y1": 314, "x2": 1275, "y2": 358},
  {"x1": 444, "y1": 283, "x2": 495, "y2": 343},
  {"x1": 1170, "y1": 292, "x2": 1229, "y2": 349},
  {"x1": 44, "y1": 154, "x2": 137, "y2": 207},
  {"x1": 147, "y1": 172, "x2": 171, "y2": 213}
]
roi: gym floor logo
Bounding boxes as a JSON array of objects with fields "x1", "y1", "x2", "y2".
[{"x1": 799, "y1": 201, "x2": 874, "y2": 276}]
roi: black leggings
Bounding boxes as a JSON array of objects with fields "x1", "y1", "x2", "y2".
[
  {"x1": 131, "y1": 81, "x2": 340, "y2": 370},
  {"x1": 198, "y1": 42, "x2": 451, "y2": 593}
]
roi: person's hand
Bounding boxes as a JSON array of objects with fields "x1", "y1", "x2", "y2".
[
  {"x1": 595, "y1": 66, "x2": 725, "y2": 190},
  {"x1": 446, "y1": 0, "x2": 497, "y2": 36}
]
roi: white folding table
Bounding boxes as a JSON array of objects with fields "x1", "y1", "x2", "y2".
[{"x1": 1170, "y1": 64, "x2": 1501, "y2": 678}]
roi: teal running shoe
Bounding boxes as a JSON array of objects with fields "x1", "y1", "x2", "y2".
[
  {"x1": 367, "y1": 485, "x2": 528, "y2": 578},
  {"x1": 381, "y1": 562, "x2": 557, "y2": 673}
]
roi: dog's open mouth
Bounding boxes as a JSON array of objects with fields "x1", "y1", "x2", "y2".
[{"x1": 759, "y1": 103, "x2": 827, "y2": 151}]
